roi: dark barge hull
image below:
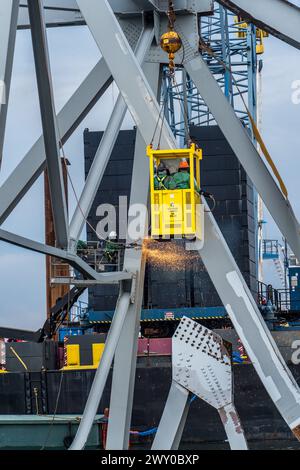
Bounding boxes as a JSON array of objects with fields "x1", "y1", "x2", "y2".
[{"x1": 1, "y1": 357, "x2": 300, "y2": 449}]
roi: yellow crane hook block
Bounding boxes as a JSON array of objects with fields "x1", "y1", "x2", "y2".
[{"x1": 147, "y1": 144, "x2": 204, "y2": 241}]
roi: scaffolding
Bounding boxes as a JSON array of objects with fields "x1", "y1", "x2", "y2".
[{"x1": 163, "y1": 5, "x2": 259, "y2": 142}]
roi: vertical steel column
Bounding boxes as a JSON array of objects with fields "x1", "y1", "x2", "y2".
[
  {"x1": 28, "y1": 0, "x2": 68, "y2": 248},
  {"x1": 0, "y1": 0, "x2": 19, "y2": 170},
  {"x1": 69, "y1": 26, "x2": 154, "y2": 248},
  {"x1": 106, "y1": 64, "x2": 161, "y2": 450}
]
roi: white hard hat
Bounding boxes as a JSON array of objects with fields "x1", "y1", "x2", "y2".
[{"x1": 109, "y1": 231, "x2": 117, "y2": 239}]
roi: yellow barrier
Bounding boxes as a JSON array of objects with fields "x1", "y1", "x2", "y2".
[{"x1": 62, "y1": 342, "x2": 105, "y2": 371}]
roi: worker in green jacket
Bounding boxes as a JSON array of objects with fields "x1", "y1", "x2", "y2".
[
  {"x1": 173, "y1": 160, "x2": 200, "y2": 192},
  {"x1": 154, "y1": 162, "x2": 176, "y2": 190},
  {"x1": 104, "y1": 231, "x2": 119, "y2": 263},
  {"x1": 77, "y1": 240, "x2": 88, "y2": 251}
]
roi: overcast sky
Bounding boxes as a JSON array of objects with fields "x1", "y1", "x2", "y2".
[{"x1": 1, "y1": 9, "x2": 300, "y2": 331}]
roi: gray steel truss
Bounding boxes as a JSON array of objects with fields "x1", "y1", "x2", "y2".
[
  {"x1": 199, "y1": 208, "x2": 300, "y2": 436},
  {"x1": 28, "y1": 0, "x2": 69, "y2": 248},
  {"x1": 1, "y1": 0, "x2": 300, "y2": 451},
  {"x1": 0, "y1": 228, "x2": 132, "y2": 283},
  {"x1": 0, "y1": 0, "x2": 19, "y2": 170},
  {"x1": 0, "y1": 57, "x2": 112, "y2": 226},
  {"x1": 69, "y1": 25, "x2": 155, "y2": 248},
  {"x1": 76, "y1": 0, "x2": 175, "y2": 150},
  {"x1": 15, "y1": 0, "x2": 300, "y2": 51},
  {"x1": 106, "y1": 60, "x2": 160, "y2": 448},
  {"x1": 183, "y1": 52, "x2": 300, "y2": 264},
  {"x1": 16, "y1": 0, "x2": 215, "y2": 29},
  {"x1": 68, "y1": 0, "x2": 300, "y2": 448},
  {"x1": 0, "y1": 16, "x2": 145, "y2": 227}
]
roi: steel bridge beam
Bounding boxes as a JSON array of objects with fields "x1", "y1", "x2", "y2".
[
  {"x1": 152, "y1": 382, "x2": 190, "y2": 450},
  {"x1": 76, "y1": 0, "x2": 175, "y2": 149},
  {"x1": 0, "y1": 0, "x2": 19, "y2": 170},
  {"x1": 69, "y1": 293, "x2": 131, "y2": 450},
  {"x1": 198, "y1": 207, "x2": 300, "y2": 439},
  {"x1": 183, "y1": 53, "x2": 300, "y2": 265},
  {"x1": 71, "y1": 60, "x2": 161, "y2": 449},
  {"x1": 0, "y1": 228, "x2": 132, "y2": 283},
  {"x1": 76, "y1": 0, "x2": 300, "y2": 444},
  {"x1": 105, "y1": 132, "x2": 148, "y2": 450},
  {"x1": 106, "y1": 114, "x2": 156, "y2": 448},
  {"x1": 28, "y1": 0, "x2": 69, "y2": 248},
  {"x1": 69, "y1": 25, "x2": 154, "y2": 248},
  {"x1": 218, "y1": 0, "x2": 300, "y2": 50},
  {"x1": 0, "y1": 58, "x2": 112, "y2": 226},
  {"x1": 17, "y1": 0, "x2": 214, "y2": 29}
]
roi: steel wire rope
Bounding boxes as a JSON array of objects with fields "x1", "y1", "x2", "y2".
[{"x1": 56, "y1": 133, "x2": 132, "y2": 250}]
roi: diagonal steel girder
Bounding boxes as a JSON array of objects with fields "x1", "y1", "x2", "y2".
[
  {"x1": 0, "y1": 227, "x2": 132, "y2": 283},
  {"x1": 28, "y1": 0, "x2": 69, "y2": 248},
  {"x1": 70, "y1": 62, "x2": 160, "y2": 451},
  {"x1": 0, "y1": 0, "x2": 19, "y2": 170},
  {"x1": 0, "y1": 57, "x2": 112, "y2": 226},
  {"x1": 76, "y1": 0, "x2": 175, "y2": 149},
  {"x1": 152, "y1": 382, "x2": 190, "y2": 451},
  {"x1": 69, "y1": 25, "x2": 154, "y2": 247},
  {"x1": 218, "y1": 0, "x2": 300, "y2": 50},
  {"x1": 183, "y1": 52, "x2": 300, "y2": 264},
  {"x1": 106, "y1": 118, "x2": 155, "y2": 447},
  {"x1": 77, "y1": 0, "x2": 300, "y2": 441}
]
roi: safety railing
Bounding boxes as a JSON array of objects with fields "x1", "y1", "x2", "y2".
[
  {"x1": 257, "y1": 281, "x2": 290, "y2": 312},
  {"x1": 77, "y1": 243, "x2": 122, "y2": 273},
  {"x1": 50, "y1": 243, "x2": 123, "y2": 282}
]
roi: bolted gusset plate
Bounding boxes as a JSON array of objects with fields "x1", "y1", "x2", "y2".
[{"x1": 172, "y1": 316, "x2": 233, "y2": 410}]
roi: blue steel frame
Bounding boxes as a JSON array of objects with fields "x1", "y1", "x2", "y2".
[{"x1": 162, "y1": 5, "x2": 258, "y2": 141}]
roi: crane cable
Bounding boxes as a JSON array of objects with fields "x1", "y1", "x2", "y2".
[
  {"x1": 167, "y1": 0, "x2": 176, "y2": 30},
  {"x1": 152, "y1": 70, "x2": 216, "y2": 212},
  {"x1": 150, "y1": 80, "x2": 170, "y2": 149},
  {"x1": 57, "y1": 133, "x2": 141, "y2": 250},
  {"x1": 199, "y1": 37, "x2": 288, "y2": 198}
]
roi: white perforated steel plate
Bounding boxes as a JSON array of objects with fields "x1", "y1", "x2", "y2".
[{"x1": 172, "y1": 316, "x2": 233, "y2": 409}]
